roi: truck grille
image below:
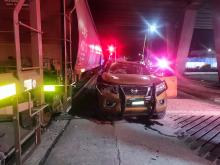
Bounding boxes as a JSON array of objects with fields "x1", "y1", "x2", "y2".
[{"x1": 121, "y1": 86, "x2": 151, "y2": 96}]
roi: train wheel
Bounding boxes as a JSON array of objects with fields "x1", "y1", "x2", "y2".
[
  {"x1": 52, "y1": 95, "x2": 63, "y2": 113},
  {"x1": 40, "y1": 106, "x2": 52, "y2": 127},
  {"x1": 20, "y1": 111, "x2": 36, "y2": 130}
]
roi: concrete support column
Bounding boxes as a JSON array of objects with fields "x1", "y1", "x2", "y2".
[
  {"x1": 176, "y1": 9, "x2": 197, "y2": 74},
  {"x1": 212, "y1": 0, "x2": 220, "y2": 82},
  {"x1": 166, "y1": 23, "x2": 176, "y2": 59}
]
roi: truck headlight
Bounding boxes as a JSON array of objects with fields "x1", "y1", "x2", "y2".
[{"x1": 155, "y1": 81, "x2": 167, "y2": 96}]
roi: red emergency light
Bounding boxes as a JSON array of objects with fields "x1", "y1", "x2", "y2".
[
  {"x1": 108, "y1": 45, "x2": 116, "y2": 53},
  {"x1": 156, "y1": 58, "x2": 170, "y2": 70}
]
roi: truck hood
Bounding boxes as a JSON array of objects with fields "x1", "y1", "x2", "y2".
[{"x1": 101, "y1": 72, "x2": 161, "y2": 85}]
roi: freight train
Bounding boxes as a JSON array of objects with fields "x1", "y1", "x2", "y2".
[{"x1": 0, "y1": 0, "x2": 102, "y2": 163}]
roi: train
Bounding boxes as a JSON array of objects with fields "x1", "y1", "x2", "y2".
[{"x1": 0, "y1": 0, "x2": 102, "y2": 163}]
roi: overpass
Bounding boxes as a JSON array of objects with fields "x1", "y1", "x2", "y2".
[{"x1": 89, "y1": 0, "x2": 220, "y2": 80}]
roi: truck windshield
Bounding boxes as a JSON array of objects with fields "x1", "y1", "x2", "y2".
[{"x1": 109, "y1": 62, "x2": 150, "y2": 75}]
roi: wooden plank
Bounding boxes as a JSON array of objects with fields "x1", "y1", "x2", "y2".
[
  {"x1": 184, "y1": 116, "x2": 219, "y2": 144},
  {"x1": 190, "y1": 124, "x2": 220, "y2": 150},
  {"x1": 174, "y1": 115, "x2": 191, "y2": 122},
  {"x1": 181, "y1": 116, "x2": 205, "y2": 128},
  {"x1": 187, "y1": 116, "x2": 217, "y2": 135},
  {"x1": 173, "y1": 116, "x2": 188, "y2": 121},
  {"x1": 205, "y1": 143, "x2": 220, "y2": 161},
  {"x1": 197, "y1": 132, "x2": 220, "y2": 158},
  {"x1": 190, "y1": 117, "x2": 220, "y2": 138}
]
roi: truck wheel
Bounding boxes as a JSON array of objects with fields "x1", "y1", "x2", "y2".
[
  {"x1": 96, "y1": 96, "x2": 107, "y2": 118},
  {"x1": 153, "y1": 111, "x2": 166, "y2": 119}
]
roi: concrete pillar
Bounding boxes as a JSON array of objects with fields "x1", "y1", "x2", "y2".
[
  {"x1": 176, "y1": 9, "x2": 197, "y2": 74},
  {"x1": 166, "y1": 23, "x2": 176, "y2": 59},
  {"x1": 212, "y1": 0, "x2": 220, "y2": 82}
]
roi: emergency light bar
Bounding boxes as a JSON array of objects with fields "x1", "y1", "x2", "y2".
[
  {"x1": 0, "y1": 83, "x2": 16, "y2": 100},
  {"x1": 157, "y1": 58, "x2": 170, "y2": 70}
]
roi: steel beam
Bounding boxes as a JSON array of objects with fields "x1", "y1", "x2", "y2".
[
  {"x1": 13, "y1": 0, "x2": 26, "y2": 79},
  {"x1": 68, "y1": 14, "x2": 73, "y2": 83},
  {"x1": 63, "y1": 0, "x2": 68, "y2": 99},
  {"x1": 13, "y1": 1, "x2": 44, "y2": 164},
  {"x1": 175, "y1": 9, "x2": 197, "y2": 75},
  {"x1": 29, "y1": 0, "x2": 44, "y2": 146},
  {"x1": 212, "y1": 0, "x2": 220, "y2": 82},
  {"x1": 13, "y1": 96, "x2": 21, "y2": 165},
  {"x1": 29, "y1": 0, "x2": 43, "y2": 90}
]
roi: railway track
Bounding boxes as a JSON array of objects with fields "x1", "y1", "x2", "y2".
[{"x1": 170, "y1": 115, "x2": 220, "y2": 164}]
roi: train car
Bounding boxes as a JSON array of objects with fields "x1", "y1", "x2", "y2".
[
  {"x1": 0, "y1": 0, "x2": 102, "y2": 163},
  {"x1": 74, "y1": 0, "x2": 103, "y2": 75}
]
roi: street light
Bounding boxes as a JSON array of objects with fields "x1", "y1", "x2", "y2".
[
  {"x1": 142, "y1": 23, "x2": 158, "y2": 63},
  {"x1": 149, "y1": 24, "x2": 157, "y2": 33},
  {"x1": 207, "y1": 48, "x2": 212, "y2": 53}
]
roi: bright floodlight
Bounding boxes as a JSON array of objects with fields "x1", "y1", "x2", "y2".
[
  {"x1": 149, "y1": 24, "x2": 157, "y2": 33},
  {"x1": 157, "y1": 58, "x2": 170, "y2": 69}
]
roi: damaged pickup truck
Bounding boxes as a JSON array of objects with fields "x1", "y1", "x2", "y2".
[{"x1": 96, "y1": 61, "x2": 167, "y2": 119}]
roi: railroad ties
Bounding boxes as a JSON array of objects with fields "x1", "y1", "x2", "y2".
[{"x1": 170, "y1": 115, "x2": 220, "y2": 164}]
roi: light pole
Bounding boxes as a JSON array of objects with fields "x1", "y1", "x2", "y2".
[
  {"x1": 142, "y1": 24, "x2": 157, "y2": 64},
  {"x1": 142, "y1": 30, "x2": 148, "y2": 62}
]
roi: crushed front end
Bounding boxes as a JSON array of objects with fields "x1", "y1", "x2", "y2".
[{"x1": 96, "y1": 80, "x2": 167, "y2": 118}]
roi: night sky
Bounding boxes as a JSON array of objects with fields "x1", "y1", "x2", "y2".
[{"x1": 190, "y1": 29, "x2": 215, "y2": 51}]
